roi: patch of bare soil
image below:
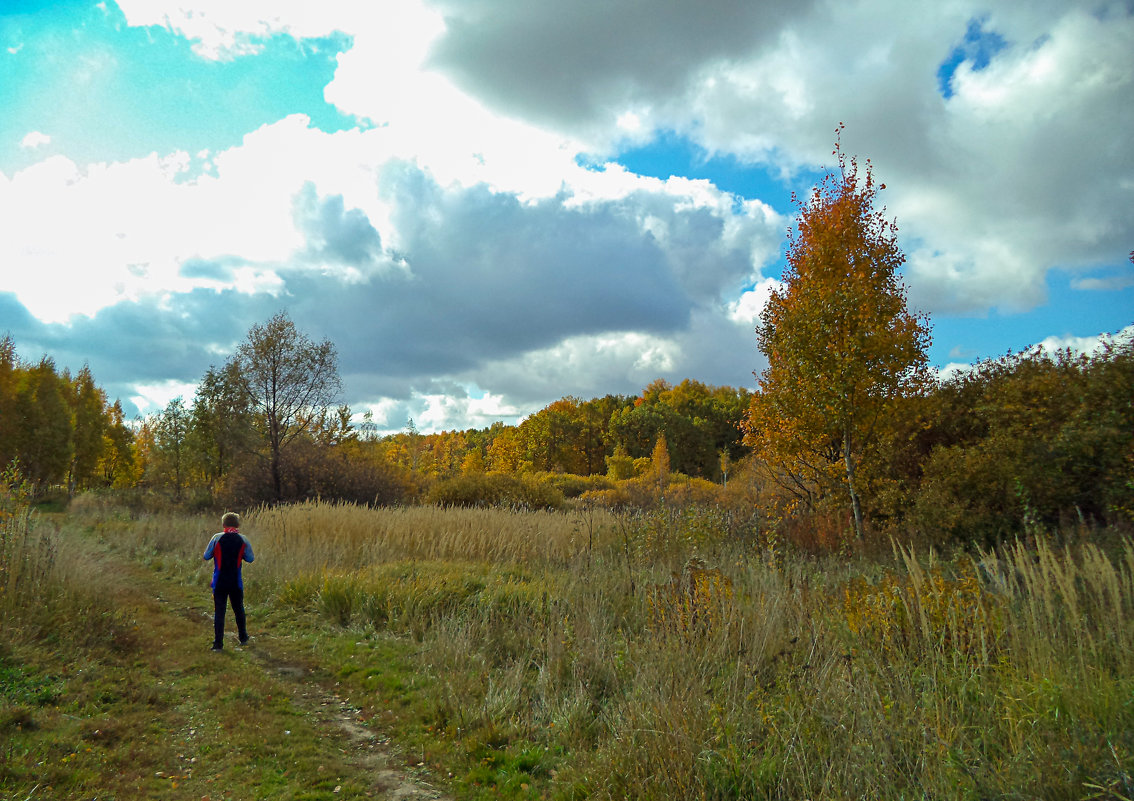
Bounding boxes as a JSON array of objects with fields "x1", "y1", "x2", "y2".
[{"x1": 261, "y1": 652, "x2": 447, "y2": 800}]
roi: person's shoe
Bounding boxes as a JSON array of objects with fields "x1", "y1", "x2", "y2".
[
  {"x1": 238, "y1": 636, "x2": 250, "y2": 646},
  {"x1": 211, "y1": 643, "x2": 223, "y2": 651}
]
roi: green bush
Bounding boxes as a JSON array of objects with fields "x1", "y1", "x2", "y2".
[
  {"x1": 540, "y1": 472, "x2": 615, "y2": 499},
  {"x1": 424, "y1": 472, "x2": 565, "y2": 510}
]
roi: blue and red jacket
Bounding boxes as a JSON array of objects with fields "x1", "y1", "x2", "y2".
[{"x1": 203, "y1": 527, "x2": 255, "y2": 590}]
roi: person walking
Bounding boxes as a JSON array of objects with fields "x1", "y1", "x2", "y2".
[{"x1": 203, "y1": 512, "x2": 254, "y2": 651}]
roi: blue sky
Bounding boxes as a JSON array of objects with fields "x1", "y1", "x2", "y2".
[
  {"x1": 1, "y1": 0, "x2": 1131, "y2": 431},
  {"x1": 0, "y1": 1, "x2": 354, "y2": 169}
]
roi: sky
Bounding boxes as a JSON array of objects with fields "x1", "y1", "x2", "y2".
[{"x1": 1, "y1": 0, "x2": 1131, "y2": 434}]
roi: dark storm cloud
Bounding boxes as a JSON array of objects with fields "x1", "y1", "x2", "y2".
[
  {"x1": 53, "y1": 295, "x2": 239, "y2": 383},
  {"x1": 0, "y1": 291, "x2": 42, "y2": 341},
  {"x1": 301, "y1": 163, "x2": 697, "y2": 380},
  {"x1": 293, "y1": 182, "x2": 384, "y2": 267},
  {"x1": 425, "y1": 0, "x2": 815, "y2": 135},
  {"x1": 2, "y1": 161, "x2": 768, "y2": 421},
  {"x1": 3, "y1": 288, "x2": 282, "y2": 415}
]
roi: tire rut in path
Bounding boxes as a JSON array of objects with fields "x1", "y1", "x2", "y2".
[{"x1": 157, "y1": 589, "x2": 451, "y2": 800}]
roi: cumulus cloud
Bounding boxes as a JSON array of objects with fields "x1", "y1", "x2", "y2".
[
  {"x1": 112, "y1": 0, "x2": 364, "y2": 59},
  {"x1": 296, "y1": 161, "x2": 778, "y2": 389},
  {"x1": 1, "y1": 110, "x2": 779, "y2": 425},
  {"x1": 1071, "y1": 274, "x2": 1134, "y2": 292},
  {"x1": 424, "y1": 0, "x2": 816, "y2": 147},
  {"x1": 110, "y1": 1, "x2": 1132, "y2": 317},
  {"x1": 728, "y1": 277, "x2": 781, "y2": 326},
  {"x1": 4, "y1": 0, "x2": 1129, "y2": 430},
  {"x1": 292, "y1": 182, "x2": 389, "y2": 280},
  {"x1": 420, "y1": 0, "x2": 1132, "y2": 315}
]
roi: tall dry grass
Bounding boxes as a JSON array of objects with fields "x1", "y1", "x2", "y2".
[
  {"x1": 66, "y1": 496, "x2": 1134, "y2": 798},
  {"x1": 247, "y1": 503, "x2": 1134, "y2": 797},
  {"x1": 1, "y1": 494, "x2": 134, "y2": 648},
  {"x1": 244, "y1": 500, "x2": 612, "y2": 578}
]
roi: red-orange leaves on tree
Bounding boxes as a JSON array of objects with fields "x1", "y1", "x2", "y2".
[{"x1": 745, "y1": 132, "x2": 931, "y2": 540}]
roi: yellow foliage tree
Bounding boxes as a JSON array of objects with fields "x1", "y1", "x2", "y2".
[{"x1": 745, "y1": 129, "x2": 931, "y2": 540}]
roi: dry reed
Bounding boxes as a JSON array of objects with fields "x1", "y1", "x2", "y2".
[
  {"x1": 61, "y1": 496, "x2": 1134, "y2": 798},
  {"x1": 244, "y1": 500, "x2": 616, "y2": 583}
]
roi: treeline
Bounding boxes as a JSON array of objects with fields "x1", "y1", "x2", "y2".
[
  {"x1": 877, "y1": 339, "x2": 1134, "y2": 543},
  {"x1": 3, "y1": 324, "x2": 1131, "y2": 545},
  {"x1": 136, "y1": 375, "x2": 751, "y2": 508},
  {"x1": 740, "y1": 335, "x2": 1133, "y2": 547},
  {"x1": 0, "y1": 336, "x2": 134, "y2": 494},
  {"x1": 377, "y1": 380, "x2": 750, "y2": 480},
  {"x1": 0, "y1": 315, "x2": 752, "y2": 509}
]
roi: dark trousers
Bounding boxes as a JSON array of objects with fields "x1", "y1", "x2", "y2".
[{"x1": 213, "y1": 584, "x2": 247, "y2": 647}]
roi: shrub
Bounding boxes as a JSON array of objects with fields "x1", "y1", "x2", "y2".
[
  {"x1": 540, "y1": 473, "x2": 615, "y2": 499},
  {"x1": 664, "y1": 476, "x2": 725, "y2": 506},
  {"x1": 424, "y1": 472, "x2": 565, "y2": 510}
]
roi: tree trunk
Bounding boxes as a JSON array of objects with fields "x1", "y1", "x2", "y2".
[
  {"x1": 271, "y1": 442, "x2": 282, "y2": 501},
  {"x1": 270, "y1": 419, "x2": 283, "y2": 501},
  {"x1": 843, "y1": 425, "x2": 864, "y2": 541}
]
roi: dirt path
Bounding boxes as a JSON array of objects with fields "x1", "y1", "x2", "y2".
[
  {"x1": 1, "y1": 520, "x2": 460, "y2": 800},
  {"x1": 162, "y1": 588, "x2": 449, "y2": 800},
  {"x1": 109, "y1": 555, "x2": 454, "y2": 801}
]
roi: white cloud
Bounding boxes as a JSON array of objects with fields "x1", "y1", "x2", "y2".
[
  {"x1": 728, "y1": 277, "x2": 781, "y2": 325},
  {"x1": 934, "y1": 362, "x2": 974, "y2": 383},
  {"x1": 409, "y1": 389, "x2": 526, "y2": 433},
  {"x1": 0, "y1": 141, "x2": 298, "y2": 322},
  {"x1": 6, "y1": 0, "x2": 1128, "y2": 430},
  {"x1": 0, "y1": 115, "x2": 402, "y2": 323},
  {"x1": 451, "y1": 331, "x2": 683, "y2": 410},
  {"x1": 1, "y1": 95, "x2": 777, "y2": 426},
  {"x1": 113, "y1": 0, "x2": 364, "y2": 60},
  {"x1": 109, "y1": 1, "x2": 1133, "y2": 323},
  {"x1": 1035, "y1": 324, "x2": 1134, "y2": 358},
  {"x1": 20, "y1": 131, "x2": 51, "y2": 149},
  {"x1": 129, "y1": 379, "x2": 200, "y2": 415},
  {"x1": 1071, "y1": 274, "x2": 1134, "y2": 292},
  {"x1": 667, "y1": 2, "x2": 1134, "y2": 315}
]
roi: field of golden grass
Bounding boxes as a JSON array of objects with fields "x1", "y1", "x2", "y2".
[{"x1": 5, "y1": 495, "x2": 1133, "y2": 799}]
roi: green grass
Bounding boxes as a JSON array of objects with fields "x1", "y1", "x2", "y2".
[{"x1": 0, "y1": 507, "x2": 442, "y2": 800}]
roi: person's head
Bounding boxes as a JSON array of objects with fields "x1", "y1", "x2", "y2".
[{"x1": 221, "y1": 512, "x2": 240, "y2": 530}]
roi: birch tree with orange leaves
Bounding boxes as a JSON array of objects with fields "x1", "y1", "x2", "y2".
[{"x1": 745, "y1": 130, "x2": 931, "y2": 540}]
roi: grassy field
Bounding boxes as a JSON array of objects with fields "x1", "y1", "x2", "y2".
[{"x1": 3, "y1": 495, "x2": 1133, "y2": 799}]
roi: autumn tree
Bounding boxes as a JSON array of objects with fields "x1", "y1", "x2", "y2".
[
  {"x1": 650, "y1": 433, "x2": 671, "y2": 497},
  {"x1": 610, "y1": 379, "x2": 749, "y2": 479},
  {"x1": 461, "y1": 448, "x2": 486, "y2": 475},
  {"x1": 153, "y1": 397, "x2": 191, "y2": 500},
  {"x1": 67, "y1": 364, "x2": 109, "y2": 495},
  {"x1": 229, "y1": 311, "x2": 342, "y2": 501},
  {"x1": 518, "y1": 398, "x2": 586, "y2": 474},
  {"x1": 98, "y1": 400, "x2": 135, "y2": 488},
  {"x1": 605, "y1": 444, "x2": 636, "y2": 480},
  {"x1": 745, "y1": 132, "x2": 931, "y2": 540},
  {"x1": 14, "y1": 358, "x2": 73, "y2": 492},
  {"x1": 906, "y1": 338, "x2": 1134, "y2": 541},
  {"x1": 486, "y1": 423, "x2": 523, "y2": 473},
  {"x1": 188, "y1": 362, "x2": 253, "y2": 495}
]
